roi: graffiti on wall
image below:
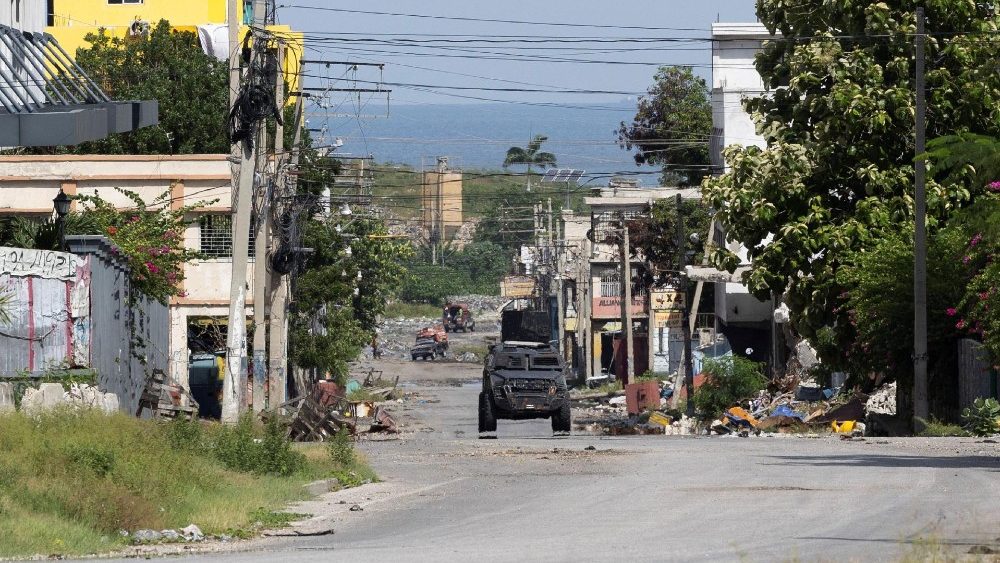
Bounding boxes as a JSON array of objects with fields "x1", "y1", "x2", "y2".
[{"x1": 0, "y1": 246, "x2": 82, "y2": 281}]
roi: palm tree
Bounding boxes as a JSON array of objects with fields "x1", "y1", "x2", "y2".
[
  {"x1": 924, "y1": 133, "x2": 1000, "y2": 187},
  {"x1": 503, "y1": 135, "x2": 557, "y2": 191}
]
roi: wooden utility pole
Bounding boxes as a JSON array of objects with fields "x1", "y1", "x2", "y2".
[
  {"x1": 619, "y1": 217, "x2": 635, "y2": 385},
  {"x1": 913, "y1": 7, "x2": 929, "y2": 424},
  {"x1": 223, "y1": 0, "x2": 253, "y2": 423}
]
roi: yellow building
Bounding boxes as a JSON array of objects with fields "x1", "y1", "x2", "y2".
[{"x1": 47, "y1": 0, "x2": 302, "y2": 98}]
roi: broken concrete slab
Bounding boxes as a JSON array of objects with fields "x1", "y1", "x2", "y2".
[
  {"x1": 21, "y1": 383, "x2": 67, "y2": 414},
  {"x1": 0, "y1": 382, "x2": 14, "y2": 413}
]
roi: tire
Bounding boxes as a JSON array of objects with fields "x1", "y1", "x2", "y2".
[
  {"x1": 429, "y1": 352, "x2": 436, "y2": 360},
  {"x1": 478, "y1": 391, "x2": 497, "y2": 432},
  {"x1": 470, "y1": 323, "x2": 476, "y2": 332},
  {"x1": 411, "y1": 354, "x2": 418, "y2": 361},
  {"x1": 551, "y1": 402, "x2": 571, "y2": 433},
  {"x1": 444, "y1": 326, "x2": 450, "y2": 333}
]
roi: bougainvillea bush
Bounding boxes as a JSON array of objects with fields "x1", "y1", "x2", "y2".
[
  {"x1": 72, "y1": 188, "x2": 206, "y2": 303},
  {"x1": 950, "y1": 187, "x2": 1000, "y2": 363}
]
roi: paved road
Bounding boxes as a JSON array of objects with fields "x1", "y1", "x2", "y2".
[{"x1": 139, "y1": 360, "x2": 1000, "y2": 562}]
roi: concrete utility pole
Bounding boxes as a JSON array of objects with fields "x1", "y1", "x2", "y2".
[
  {"x1": 619, "y1": 217, "x2": 635, "y2": 385},
  {"x1": 677, "y1": 194, "x2": 695, "y2": 417},
  {"x1": 223, "y1": 0, "x2": 254, "y2": 423},
  {"x1": 270, "y1": 65, "x2": 302, "y2": 412},
  {"x1": 913, "y1": 7, "x2": 929, "y2": 425}
]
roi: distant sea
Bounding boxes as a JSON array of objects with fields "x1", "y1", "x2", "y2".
[{"x1": 320, "y1": 101, "x2": 652, "y2": 177}]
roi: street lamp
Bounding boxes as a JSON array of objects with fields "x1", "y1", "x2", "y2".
[{"x1": 52, "y1": 189, "x2": 71, "y2": 251}]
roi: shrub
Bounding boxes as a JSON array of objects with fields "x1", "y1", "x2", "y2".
[
  {"x1": 692, "y1": 356, "x2": 767, "y2": 418},
  {"x1": 962, "y1": 398, "x2": 1000, "y2": 437},
  {"x1": 328, "y1": 428, "x2": 354, "y2": 467},
  {"x1": 213, "y1": 415, "x2": 304, "y2": 477}
]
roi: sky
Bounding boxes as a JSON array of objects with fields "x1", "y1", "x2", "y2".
[{"x1": 278, "y1": 1, "x2": 760, "y2": 106}]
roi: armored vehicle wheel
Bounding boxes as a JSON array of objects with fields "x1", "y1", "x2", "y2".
[
  {"x1": 552, "y1": 402, "x2": 571, "y2": 433},
  {"x1": 478, "y1": 392, "x2": 497, "y2": 432}
]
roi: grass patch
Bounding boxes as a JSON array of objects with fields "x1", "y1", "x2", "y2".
[
  {"x1": 592, "y1": 381, "x2": 623, "y2": 395},
  {"x1": 0, "y1": 409, "x2": 375, "y2": 558},
  {"x1": 917, "y1": 417, "x2": 971, "y2": 437},
  {"x1": 450, "y1": 343, "x2": 489, "y2": 359},
  {"x1": 327, "y1": 429, "x2": 379, "y2": 490},
  {"x1": 384, "y1": 301, "x2": 441, "y2": 319}
]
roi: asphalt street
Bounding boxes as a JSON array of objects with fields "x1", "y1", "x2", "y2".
[{"x1": 112, "y1": 358, "x2": 1000, "y2": 563}]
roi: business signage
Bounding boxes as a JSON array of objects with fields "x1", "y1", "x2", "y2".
[
  {"x1": 592, "y1": 294, "x2": 647, "y2": 319},
  {"x1": 650, "y1": 290, "x2": 685, "y2": 311}
]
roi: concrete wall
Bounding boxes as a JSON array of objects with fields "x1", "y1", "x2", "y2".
[
  {"x1": 422, "y1": 170, "x2": 463, "y2": 239},
  {"x1": 0, "y1": 0, "x2": 46, "y2": 31}
]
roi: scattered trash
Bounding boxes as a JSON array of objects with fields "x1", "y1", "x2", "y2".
[
  {"x1": 584, "y1": 445, "x2": 596, "y2": 451},
  {"x1": 865, "y1": 382, "x2": 897, "y2": 415},
  {"x1": 349, "y1": 504, "x2": 363, "y2": 512},
  {"x1": 647, "y1": 411, "x2": 672, "y2": 428},
  {"x1": 181, "y1": 524, "x2": 204, "y2": 542},
  {"x1": 132, "y1": 529, "x2": 162, "y2": 543}
]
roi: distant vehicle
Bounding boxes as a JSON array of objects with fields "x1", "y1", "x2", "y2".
[
  {"x1": 411, "y1": 325, "x2": 449, "y2": 361},
  {"x1": 442, "y1": 302, "x2": 476, "y2": 332},
  {"x1": 479, "y1": 341, "x2": 571, "y2": 434}
]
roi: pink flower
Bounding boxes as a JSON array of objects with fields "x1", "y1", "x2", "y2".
[
  {"x1": 963, "y1": 255, "x2": 972, "y2": 265},
  {"x1": 970, "y1": 234, "x2": 983, "y2": 247},
  {"x1": 956, "y1": 319, "x2": 967, "y2": 330},
  {"x1": 145, "y1": 262, "x2": 160, "y2": 274},
  {"x1": 989, "y1": 181, "x2": 1000, "y2": 192},
  {"x1": 946, "y1": 307, "x2": 957, "y2": 317},
  {"x1": 980, "y1": 292, "x2": 989, "y2": 301},
  {"x1": 130, "y1": 215, "x2": 140, "y2": 223}
]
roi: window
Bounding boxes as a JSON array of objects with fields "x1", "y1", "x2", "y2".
[
  {"x1": 199, "y1": 215, "x2": 258, "y2": 258},
  {"x1": 199, "y1": 215, "x2": 232, "y2": 258},
  {"x1": 107, "y1": 0, "x2": 143, "y2": 5},
  {"x1": 600, "y1": 271, "x2": 620, "y2": 298}
]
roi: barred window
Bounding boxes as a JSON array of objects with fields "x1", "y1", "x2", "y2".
[
  {"x1": 600, "y1": 271, "x2": 620, "y2": 298},
  {"x1": 198, "y1": 215, "x2": 257, "y2": 259}
]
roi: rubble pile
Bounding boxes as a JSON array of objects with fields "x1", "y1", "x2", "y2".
[
  {"x1": 14, "y1": 382, "x2": 121, "y2": 415},
  {"x1": 283, "y1": 371, "x2": 401, "y2": 441},
  {"x1": 571, "y1": 376, "x2": 905, "y2": 438},
  {"x1": 866, "y1": 381, "x2": 897, "y2": 415}
]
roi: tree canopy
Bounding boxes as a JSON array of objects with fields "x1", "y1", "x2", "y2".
[
  {"x1": 503, "y1": 135, "x2": 557, "y2": 171},
  {"x1": 73, "y1": 20, "x2": 229, "y2": 154},
  {"x1": 703, "y1": 1, "x2": 1000, "y2": 350},
  {"x1": 617, "y1": 66, "x2": 712, "y2": 186}
]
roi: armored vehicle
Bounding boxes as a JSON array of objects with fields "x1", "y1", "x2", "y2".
[{"x1": 479, "y1": 341, "x2": 571, "y2": 434}]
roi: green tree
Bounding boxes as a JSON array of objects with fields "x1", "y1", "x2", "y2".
[
  {"x1": 627, "y1": 199, "x2": 711, "y2": 288},
  {"x1": 502, "y1": 135, "x2": 557, "y2": 173},
  {"x1": 289, "y1": 215, "x2": 410, "y2": 381},
  {"x1": 617, "y1": 66, "x2": 712, "y2": 186},
  {"x1": 703, "y1": 1, "x2": 1000, "y2": 355},
  {"x1": 71, "y1": 20, "x2": 229, "y2": 154}
]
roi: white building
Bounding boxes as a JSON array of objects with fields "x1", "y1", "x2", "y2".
[{"x1": 702, "y1": 22, "x2": 780, "y2": 368}]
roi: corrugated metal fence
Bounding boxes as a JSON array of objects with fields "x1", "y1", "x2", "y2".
[
  {"x1": 0, "y1": 238, "x2": 168, "y2": 414},
  {"x1": 958, "y1": 338, "x2": 999, "y2": 409}
]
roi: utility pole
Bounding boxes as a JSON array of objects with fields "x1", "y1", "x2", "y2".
[
  {"x1": 269, "y1": 61, "x2": 301, "y2": 412},
  {"x1": 676, "y1": 194, "x2": 695, "y2": 417},
  {"x1": 619, "y1": 216, "x2": 635, "y2": 385},
  {"x1": 223, "y1": 0, "x2": 253, "y2": 423},
  {"x1": 913, "y1": 6, "x2": 929, "y2": 425}
]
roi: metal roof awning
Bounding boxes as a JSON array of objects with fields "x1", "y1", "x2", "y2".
[{"x1": 0, "y1": 25, "x2": 158, "y2": 147}]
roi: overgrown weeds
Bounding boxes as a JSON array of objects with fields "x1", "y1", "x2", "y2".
[
  {"x1": 0, "y1": 409, "x2": 374, "y2": 558},
  {"x1": 917, "y1": 417, "x2": 970, "y2": 437},
  {"x1": 692, "y1": 356, "x2": 767, "y2": 419}
]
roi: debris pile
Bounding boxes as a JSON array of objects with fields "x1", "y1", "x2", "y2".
[
  {"x1": 136, "y1": 369, "x2": 198, "y2": 420},
  {"x1": 283, "y1": 371, "x2": 401, "y2": 441},
  {"x1": 866, "y1": 381, "x2": 897, "y2": 415}
]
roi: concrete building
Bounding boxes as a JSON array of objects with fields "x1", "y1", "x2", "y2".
[
  {"x1": 569, "y1": 184, "x2": 701, "y2": 383},
  {"x1": 422, "y1": 157, "x2": 464, "y2": 243},
  {"x1": 0, "y1": 154, "x2": 249, "y2": 389},
  {"x1": 704, "y1": 22, "x2": 780, "y2": 368}
]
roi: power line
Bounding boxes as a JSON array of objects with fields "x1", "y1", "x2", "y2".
[{"x1": 277, "y1": 5, "x2": 711, "y2": 32}]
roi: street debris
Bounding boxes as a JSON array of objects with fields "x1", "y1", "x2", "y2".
[
  {"x1": 284, "y1": 371, "x2": 402, "y2": 441},
  {"x1": 136, "y1": 369, "x2": 198, "y2": 420},
  {"x1": 569, "y1": 372, "x2": 905, "y2": 439}
]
